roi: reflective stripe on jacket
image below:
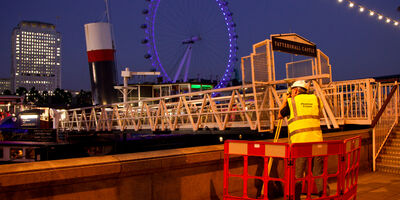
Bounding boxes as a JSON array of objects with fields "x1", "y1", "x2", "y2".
[{"x1": 287, "y1": 94, "x2": 322, "y2": 143}]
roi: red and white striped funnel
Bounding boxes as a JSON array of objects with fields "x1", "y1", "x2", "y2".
[{"x1": 84, "y1": 22, "x2": 117, "y2": 105}]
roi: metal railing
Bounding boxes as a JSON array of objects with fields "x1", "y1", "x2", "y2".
[
  {"x1": 371, "y1": 83, "x2": 399, "y2": 171},
  {"x1": 58, "y1": 78, "x2": 398, "y2": 134},
  {"x1": 322, "y1": 79, "x2": 374, "y2": 124},
  {"x1": 59, "y1": 84, "x2": 266, "y2": 132}
]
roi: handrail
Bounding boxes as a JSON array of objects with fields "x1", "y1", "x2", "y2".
[
  {"x1": 66, "y1": 84, "x2": 254, "y2": 111},
  {"x1": 58, "y1": 78, "x2": 397, "y2": 133},
  {"x1": 372, "y1": 82, "x2": 398, "y2": 171},
  {"x1": 371, "y1": 85, "x2": 398, "y2": 128}
]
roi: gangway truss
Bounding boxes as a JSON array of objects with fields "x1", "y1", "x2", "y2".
[{"x1": 58, "y1": 33, "x2": 399, "y2": 133}]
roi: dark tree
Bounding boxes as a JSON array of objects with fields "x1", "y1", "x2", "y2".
[
  {"x1": 27, "y1": 87, "x2": 42, "y2": 104},
  {"x1": 16, "y1": 87, "x2": 28, "y2": 96},
  {"x1": 52, "y1": 88, "x2": 72, "y2": 106},
  {"x1": 15, "y1": 87, "x2": 28, "y2": 103},
  {"x1": 37, "y1": 91, "x2": 49, "y2": 106},
  {"x1": 75, "y1": 90, "x2": 92, "y2": 107},
  {"x1": 2, "y1": 90, "x2": 11, "y2": 95}
]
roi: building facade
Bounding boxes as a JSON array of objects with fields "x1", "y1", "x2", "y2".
[
  {"x1": 11, "y1": 21, "x2": 61, "y2": 93},
  {"x1": 0, "y1": 78, "x2": 11, "y2": 93}
]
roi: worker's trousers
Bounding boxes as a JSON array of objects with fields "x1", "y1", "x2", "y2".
[{"x1": 295, "y1": 156, "x2": 329, "y2": 200}]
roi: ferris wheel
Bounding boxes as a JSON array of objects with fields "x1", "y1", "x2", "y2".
[{"x1": 141, "y1": 0, "x2": 238, "y2": 89}]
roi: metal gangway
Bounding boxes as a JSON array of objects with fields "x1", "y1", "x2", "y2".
[{"x1": 58, "y1": 33, "x2": 399, "y2": 133}]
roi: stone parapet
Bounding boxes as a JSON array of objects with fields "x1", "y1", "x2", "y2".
[{"x1": 0, "y1": 129, "x2": 370, "y2": 200}]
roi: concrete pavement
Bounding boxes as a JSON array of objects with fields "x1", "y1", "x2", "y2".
[{"x1": 356, "y1": 171, "x2": 400, "y2": 199}]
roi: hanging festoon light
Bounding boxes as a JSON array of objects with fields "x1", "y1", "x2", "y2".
[
  {"x1": 369, "y1": 10, "x2": 375, "y2": 16},
  {"x1": 335, "y1": 0, "x2": 400, "y2": 28}
]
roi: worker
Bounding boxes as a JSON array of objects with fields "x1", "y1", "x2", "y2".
[{"x1": 278, "y1": 80, "x2": 329, "y2": 199}]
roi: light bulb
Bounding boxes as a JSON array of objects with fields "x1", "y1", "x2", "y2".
[{"x1": 369, "y1": 11, "x2": 374, "y2": 16}]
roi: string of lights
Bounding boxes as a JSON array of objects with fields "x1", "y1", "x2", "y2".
[{"x1": 336, "y1": 0, "x2": 399, "y2": 27}]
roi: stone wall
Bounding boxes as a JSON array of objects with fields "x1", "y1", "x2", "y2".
[{"x1": 0, "y1": 129, "x2": 371, "y2": 200}]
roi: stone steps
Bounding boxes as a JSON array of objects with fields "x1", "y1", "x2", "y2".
[
  {"x1": 375, "y1": 124, "x2": 400, "y2": 175},
  {"x1": 376, "y1": 163, "x2": 400, "y2": 174},
  {"x1": 386, "y1": 138, "x2": 400, "y2": 147},
  {"x1": 381, "y1": 146, "x2": 400, "y2": 155},
  {"x1": 376, "y1": 154, "x2": 400, "y2": 166},
  {"x1": 388, "y1": 132, "x2": 400, "y2": 139}
]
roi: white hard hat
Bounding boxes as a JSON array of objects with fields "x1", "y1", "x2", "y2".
[{"x1": 291, "y1": 80, "x2": 307, "y2": 89}]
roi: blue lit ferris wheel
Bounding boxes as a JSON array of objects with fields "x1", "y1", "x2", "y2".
[{"x1": 141, "y1": 0, "x2": 238, "y2": 89}]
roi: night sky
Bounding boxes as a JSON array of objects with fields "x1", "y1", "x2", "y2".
[{"x1": 1, "y1": 0, "x2": 399, "y2": 91}]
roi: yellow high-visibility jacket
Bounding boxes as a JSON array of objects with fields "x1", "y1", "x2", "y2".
[{"x1": 287, "y1": 94, "x2": 322, "y2": 143}]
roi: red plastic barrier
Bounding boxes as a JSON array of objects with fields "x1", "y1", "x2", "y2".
[
  {"x1": 289, "y1": 140, "x2": 343, "y2": 200},
  {"x1": 341, "y1": 136, "x2": 361, "y2": 200},
  {"x1": 224, "y1": 140, "x2": 290, "y2": 199},
  {"x1": 223, "y1": 136, "x2": 361, "y2": 200}
]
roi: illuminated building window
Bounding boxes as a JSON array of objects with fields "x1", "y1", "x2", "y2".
[{"x1": 10, "y1": 148, "x2": 23, "y2": 160}]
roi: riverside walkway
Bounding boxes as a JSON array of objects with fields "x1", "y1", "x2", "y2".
[
  {"x1": 356, "y1": 172, "x2": 400, "y2": 200},
  {"x1": 278, "y1": 172, "x2": 400, "y2": 200},
  {"x1": 1, "y1": 129, "x2": 399, "y2": 200}
]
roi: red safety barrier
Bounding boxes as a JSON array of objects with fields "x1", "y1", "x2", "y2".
[
  {"x1": 341, "y1": 136, "x2": 361, "y2": 200},
  {"x1": 224, "y1": 140, "x2": 290, "y2": 199},
  {"x1": 223, "y1": 136, "x2": 361, "y2": 200},
  {"x1": 289, "y1": 140, "x2": 343, "y2": 200}
]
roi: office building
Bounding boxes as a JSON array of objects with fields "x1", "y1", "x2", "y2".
[
  {"x1": 11, "y1": 21, "x2": 61, "y2": 93},
  {"x1": 0, "y1": 78, "x2": 11, "y2": 93}
]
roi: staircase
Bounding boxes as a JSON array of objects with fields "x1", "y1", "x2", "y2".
[{"x1": 376, "y1": 124, "x2": 400, "y2": 174}]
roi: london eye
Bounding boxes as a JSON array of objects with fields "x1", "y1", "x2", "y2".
[{"x1": 141, "y1": 0, "x2": 238, "y2": 89}]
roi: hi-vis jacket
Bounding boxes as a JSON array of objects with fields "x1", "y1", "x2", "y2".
[{"x1": 287, "y1": 94, "x2": 323, "y2": 144}]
